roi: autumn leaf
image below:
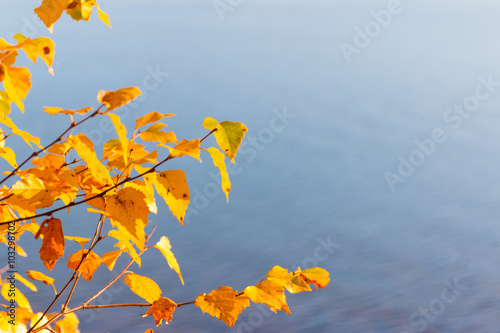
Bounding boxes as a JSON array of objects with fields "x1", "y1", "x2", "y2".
[
  {"x1": 97, "y1": 87, "x2": 141, "y2": 112},
  {"x1": 43, "y1": 106, "x2": 93, "y2": 115},
  {"x1": 243, "y1": 280, "x2": 290, "y2": 314},
  {"x1": 26, "y1": 270, "x2": 55, "y2": 286},
  {"x1": 108, "y1": 229, "x2": 141, "y2": 267},
  {"x1": 139, "y1": 168, "x2": 190, "y2": 225},
  {"x1": 64, "y1": 235, "x2": 90, "y2": 247},
  {"x1": 0, "y1": 91, "x2": 10, "y2": 117},
  {"x1": 124, "y1": 180, "x2": 157, "y2": 214},
  {"x1": 14, "y1": 34, "x2": 55, "y2": 75},
  {"x1": 160, "y1": 139, "x2": 201, "y2": 161},
  {"x1": 34, "y1": 217, "x2": 65, "y2": 271},
  {"x1": 135, "y1": 112, "x2": 175, "y2": 131},
  {"x1": 298, "y1": 267, "x2": 330, "y2": 290},
  {"x1": 142, "y1": 297, "x2": 177, "y2": 326},
  {"x1": 266, "y1": 266, "x2": 311, "y2": 293},
  {"x1": 124, "y1": 273, "x2": 162, "y2": 303},
  {"x1": 0, "y1": 146, "x2": 17, "y2": 168},
  {"x1": 108, "y1": 113, "x2": 129, "y2": 166},
  {"x1": 101, "y1": 249, "x2": 123, "y2": 271},
  {"x1": 54, "y1": 313, "x2": 80, "y2": 333},
  {"x1": 68, "y1": 133, "x2": 112, "y2": 186},
  {"x1": 67, "y1": 249, "x2": 101, "y2": 281},
  {"x1": 2, "y1": 66, "x2": 31, "y2": 112},
  {"x1": 204, "y1": 147, "x2": 231, "y2": 202},
  {"x1": 154, "y1": 236, "x2": 183, "y2": 285},
  {"x1": 15, "y1": 272, "x2": 38, "y2": 291},
  {"x1": 0, "y1": 116, "x2": 42, "y2": 148},
  {"x1": 34, "y1": 0, "x2": 71, "y2": 32},
  {"x1": 195, "y1": 286, "x2": 250, "y2": 327},
  {"x1": 202, "y1": 117, "x2": 247, "y2": 163},
  {"x1": 1, "y1": 284, "x2": 31, "y2": 310},
  {"x1": 106, "y1": 187, "x2": 149, "y2": 251},
  {"x1": 139, "y1": 123, "x2": 177, "y2": 144}
]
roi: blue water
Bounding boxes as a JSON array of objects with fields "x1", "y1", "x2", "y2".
[{"x1": 3, "y1": 1, "x2": 500, "y2": 332}]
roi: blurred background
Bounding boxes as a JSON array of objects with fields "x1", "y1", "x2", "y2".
[{"x1": 2, "y1": 0, "x2": 500, "y2": 332}]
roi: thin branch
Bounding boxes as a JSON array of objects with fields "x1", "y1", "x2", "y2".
[{"x1": 0, "y1": 106, "x2": 104, "y2": 186}]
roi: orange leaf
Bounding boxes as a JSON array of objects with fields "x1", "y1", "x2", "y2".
[
  {"x1": 14, "y1": 34, "x2": 55, "y2": 74},
  {"x1": 106, "y1": 187, "x2": 149, "y2": 251},
  {"x1": 135, "y1": 112, "x2": 175, "y2": 131},
  {"x1": 101, "y1": 249, "x2": 123, "y2": 271},
  {"x1": 124, "y1": 273, "x2": 162, "y2": 303},
  {"x1": 159, "y1": 139, "x2": 201, "y2": 161},
  {"x1": 35, "y1": 217, "x2": 65, "y2": 271},
  {"x1": 266, "y1": 266, "x2": 311, "y2": 293},
  {"x1": 139, "y1": 123, "x2": 177, "y2": 144},
  {"x1": 15, "y1": 272, "x2": 38, "y2": 291},
  {"x1": 53, "y1": 313, "x2": 80, "y2": 333},
  {"x1": 3, "y1": 66, "x2": 31, "y2": 112},
  {"x1": 64, "y1": 235, "x2": 90, "y2": 247},
  {"x1": 67, "y1": 249, "x2": 101, "y2": 281},
  {"x1": 243, "y1": 280, "x2": 290, "y2": 314},
  {"x1": 97, "y1": 87, "x2": 141, "y2": 112},
  {"x1": 298, "y1": 267, "x2": 330, "y2": 290},
  {"x1": 1, "y1": 284, "x2": 31, "y2": 311},
  {"x1": 26, "y1": 270, "x2": 55, "y2": 286},
  {"x1": 195, "y1": 286, "x2": 250, "y2": 327},
  {"x1": 107, "y1": 113, "x2": 129, "y2": 166},
  {"x1": 142, "y1": 297, "x2": 177, "y2": 326},
  {"x1": 154, "y1": 236, "x2": 183, "y2": 285},
  {"x1": 34, "y1": 0, "x2": 70, "y2": 32},
  {"x1": 43, "y1": 106, "x2": 93, "y2": 115}
]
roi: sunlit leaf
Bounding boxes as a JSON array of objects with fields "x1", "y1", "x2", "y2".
[
  {"x1": 202, "y1": 117, "x2": 247, "y2": 163},
  {"x1": 135, "y1": 112, "x2": 175, "y2": 131},
  {"x1": 159, "y1": 139, "x2": 200, "y2": 161},
  {"x1": 106, "y1": 187, "x2": 149, "y2": 251},
  {"x1": 54, "y1": 313, "x2": 80, "y2": 333},
  {"x1": 43, "y1": 106, "x2": 93, "y2": 115},
  {"x1": 0, "y1": 146, "x2": 17, "y2": 168},
  {"x1": 14, "y1": 34, "x2": 55, "y2": 75},
  {"x1": 139, "y1": 123, "x2": 177, "y2": 144},
  {"x1": 298, "y1": 267, "x2": 330, "y2": 290},
  {"x1": 101, "y1": 249, "x2": 123, "y2": 271},
  {"x1": 108, "y1": 229, "x2": 141, "y2": 267},
  {"x1": 195, "y1": 286, "x2": 250, "y2": 327},
  {"x1": 26, "y1": 270, "x2": 55, "y2": 286},
  {"x1": 266, "y1": 266, "x2": 311, "y2": 293},
  {"x1": 204, "y1": 147, "x2": 231, "y2": 202},
  {"x1": 15, "y1": 272, "x2": 38, "y2": 291},
  {"x1": 97, "y1": 87, "x2": 141, "y2": 112},
  {"x1": 64, "y1": 235, "x2": 90, "y2": 247},
  {"x1": 67, "y1": 249, "x2": 101, "y2": 281},
  {"x1": 142, "y1": 297, "x2": 177, "y2": 326},
  {"x1": 243, "y1": 280, "x2": 290, "y2": 314},
  {"x1": 108, "y1": 113, "x2": 129, "y2": 166},
  {"x1": 1, "y1": 284, "x2": 31, "y2": 310},
  {"x1": 154, "y1": 236, "x2": 183, "y2": 285},
  {"x1": 124, "y1": 272, "x2": 162, "y2": 303},
  {"x1": 34, "y1": 217, "x2": 65, "y2": 271},
  {"x1": 34, "y1": 0, "x2": 70, "y2": 32},
  {"x1": 3, "y1": 66, "x2": 31, "y2": 113},
  {"x1": 0, "y1": 116, "x2": 42, "y2": 148}
]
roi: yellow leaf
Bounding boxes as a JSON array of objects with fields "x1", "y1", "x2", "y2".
[
  {"x1": 1, "y1": 284, "x2": 31, "y2": 311},
  {"x1": 3, "y1": 66, "x2": 31, "y2": 113},
  {"x1": 106, "y1": 187, "x2": 149, "y2": 251},
  {"x1": 135, "y1": 112, "x2": 175, "y2": 131},
  {"x1": 154, "y1": 236, "x2": 183, "y2": 285},
  {"x1": 124, "y1": 273, "x2": 162, "y2": 303},
  {"x1": 43, "y1": 106, "x2": 93, "y2": 115},
  {"x1": 204, "y1": 147, "x2": 231, "y2": 202},
  {"x1": 142, "y1": 297, "x2": 177, "y2": 326},
  {"x1": 195, "y1": 286, "x2": 250, "y2": 327},
  {"x1": 34, "y1": 0, "x2": 71, "y2": 31},
  {"x1": 0, "y1": 116, "x2": 41, "y2": 148},
  {"x1": 0, "y1": 91, "x2": 11, "y2": 117},
  {"x1": 0, "y1": 146, "x2": 17, "y2": 168},
  {"x1": 243, "y1": 280, "x2": 290, "y2": 314},
  {"x1": 68, "y1": 133, "x2": 112, "y2": 186},
  {"x1": 108, "y1": 229, "x2": 141, "y2": 267},
  {"x1": 107, "y1": 113, "x2": 129, "y2": 166},
  {"x1": 97, "y1": 87, "x2": 141, "y2": 112},
  {"x1": 139, "y1": 123, "x2": 177, "y2": 144},
  {"x1": 54, "y1": 313, "x2": 80, "y2": 333},
  {"x1": 67, "y1": 249, "x2": 101, "y2": 281},
  {"x1": 14, "y1": 34, "x2": 55, "y2": 75},
  {"x1": 101, "y1": 249, "x2": 123, "y2": 271},
  {"x1": 148, "y1": 169, "x2": 190, "y2": 225},
  {"x1": 64, "y1": 235, "x2": 90, "y2": 247},
  {"x1": 15, "y1": 272, "x2": 38, "y2": 292},
  {"x1": 202, "y1": 117, "x2": 247, "y2": 163},
  {"x1": 26, "y1": 270, "x2": 55, "y2": 286},
  {"x1": 124, "y1": 180, "x2": 157, "y2": 214},
  {"x1": 266, "y1": 266, "x2": 311, "y2": 294},
  {"x1": 298, "y1": 267, "x2": 330, "y2": 290},
  {"x1": 94, "y1": 2, "x2": 111, "y2": 28},
  {"x1": 34, "y1": 217, "x2": 65, "y2": 271},
  {"x1": 160, "y1": 138, "x2": 200, "y2": 162}
]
